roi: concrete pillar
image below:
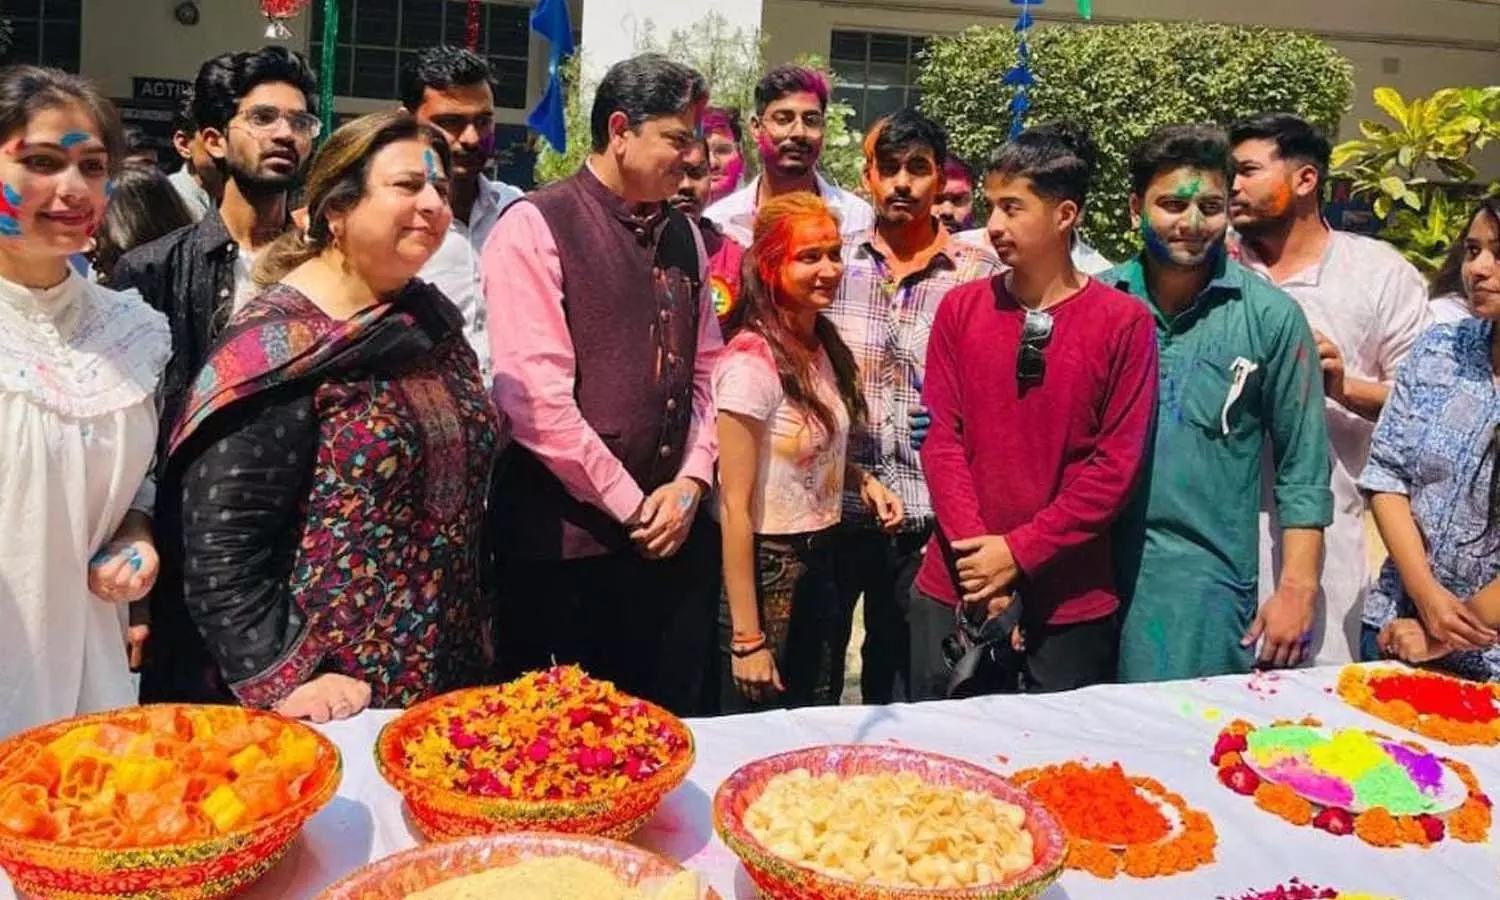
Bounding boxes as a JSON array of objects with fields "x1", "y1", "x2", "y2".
[{"x1": 578, "y1": 0, "x2": 765, "y2": 83}]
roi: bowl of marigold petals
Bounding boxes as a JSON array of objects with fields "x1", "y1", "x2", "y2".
[
  {"x1": 0, "y1": 704, "x2": 340, "y2": 900},
  {"x1": 714, "y1": 744, "x2": 1066, "y2": 900},
  {"x1": 375, "y1": 666, "x2": 694, "y2": 841},
  {"x1": 1011, "y1": 761, "x2": 1217, "y2": 880}
]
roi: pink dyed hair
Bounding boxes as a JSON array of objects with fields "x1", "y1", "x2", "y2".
[{"x1": 754, "y1": 65, "x2": 830, "y2": 113}]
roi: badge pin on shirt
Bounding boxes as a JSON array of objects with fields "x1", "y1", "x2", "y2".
[{"x1": 1221, "y1": 357, "x2": 1260, "y2": 436}]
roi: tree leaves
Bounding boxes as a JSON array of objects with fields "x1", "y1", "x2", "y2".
[{"x1": 917, "y1": 22, "x2": 1354, "y2": 260}]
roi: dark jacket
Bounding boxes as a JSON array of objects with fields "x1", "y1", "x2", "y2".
[
  {"x1": 109, "y1": 206, "x2": 245, "y2": 465},
  {"x1": 490, "y1": 168, "x2": 703, "y2": 562}
]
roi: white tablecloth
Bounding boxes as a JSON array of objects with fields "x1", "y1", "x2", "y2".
[{"x1": 5, "y1": 665, "x2": 1499, "y2": 899}]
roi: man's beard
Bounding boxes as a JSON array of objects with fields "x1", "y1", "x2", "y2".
[{"x1": 225, "y1": 152, "x2": 299, "y2": 198}]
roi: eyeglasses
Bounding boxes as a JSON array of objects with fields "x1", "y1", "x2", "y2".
[
  {"x1": 1017, "y1": 308, "x2": 1054, "y2": 385},
  {"x1": 234, "y1": 105, "x2": 321, "y2": 139}
]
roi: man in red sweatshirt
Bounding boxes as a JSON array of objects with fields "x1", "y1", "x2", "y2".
[{"x1": 914, "y1": 123, "x2": 1159, "y2": 698}]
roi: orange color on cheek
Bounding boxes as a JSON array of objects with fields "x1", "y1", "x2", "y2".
[{"x1": 1270, "y1": 181, "x2": 1294, "y2": 216}]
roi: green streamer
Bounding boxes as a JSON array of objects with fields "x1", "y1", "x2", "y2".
[
  {"x1": 1078, "y1": 0, "x2": 1093, "y2": 19},
  {"x1": 319, "y1": 0, "x2": 338, "y2": 140}
]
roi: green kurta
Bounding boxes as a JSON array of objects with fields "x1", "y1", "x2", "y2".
[{"x1": 1105, "y1": 254, "x2": 1333, "y2": 683}]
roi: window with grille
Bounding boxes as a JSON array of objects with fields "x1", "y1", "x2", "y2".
[
  {"x1": 311, "y1": 0, "x2": 529, "y2": 108},
  {"x1": 0, "y1": 0, "x2": 83, "y2": 73},
  {"x1": 828, "y1": 30, "x2": 927, "y2": 129}
]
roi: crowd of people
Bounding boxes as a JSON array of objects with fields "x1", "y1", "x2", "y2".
[{"x1": 1, "y1": 42, "x2": 1497, "y2": 739}]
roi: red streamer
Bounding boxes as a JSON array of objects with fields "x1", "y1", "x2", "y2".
[{"x1": 466, "y1": 0, "x2": 481, "y2": 51}]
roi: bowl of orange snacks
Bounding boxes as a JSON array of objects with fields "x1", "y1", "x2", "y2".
[
  {"x1": 375, "y1": 666, "x2": 694, "y2": 840},
  {"x1": 0, "y1": 704, "x2": 340, "y2": 900}
]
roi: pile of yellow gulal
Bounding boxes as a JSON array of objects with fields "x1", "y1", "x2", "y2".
[{"x1": 405, "y1": 857, "x2": 701, "y2": 900}]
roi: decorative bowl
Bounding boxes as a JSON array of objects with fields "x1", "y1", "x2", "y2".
[
  {"x1": 316, "y1": 831, "x2": 722, "y2": 899},
  {"x1": 713, "y1": 744, "x2": 1067, "y2": 900},
  {"x1": 0, "y1": 704, "x2": 341, "y2": 900},
  {"x1": 374, "y1": 686, "x2": 695, "y2": 840}
]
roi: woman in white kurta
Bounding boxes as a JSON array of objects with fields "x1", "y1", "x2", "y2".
[{"x1": 0, "y1": 66, "x2": 169, "y2": 737}]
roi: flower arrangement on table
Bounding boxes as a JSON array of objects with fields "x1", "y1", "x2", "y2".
[
  {"x1": 1222, "y1": 880, "x2": 1396, "y2": 900},
  {"x1": 1337, "y1": 665, "x2": 1500, "y2": 746},
  {"x1": 1211, "y1": 717, "x2": 1491, "y2": 848},
  {"x1": 375, "y1": 666, "x2": 694, "y2": 839},
  {"x1": 1011, "y1": 761, "x2": 1216, "y2": 879},
  {"x1": 0, "y1": 705, "x2": 338, "y2": 900}
]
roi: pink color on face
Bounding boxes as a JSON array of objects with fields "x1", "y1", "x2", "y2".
[{"x1": 713, "y1": 154, "x2": 744, "y2": 202}]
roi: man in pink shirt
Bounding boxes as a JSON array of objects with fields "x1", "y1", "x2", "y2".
[
  {"x1": 481, "y1": 55, "x2": 723, "y2": 716},
  {"x1": 914, "y1": 123, "x2": 1158, "y2": 698}
]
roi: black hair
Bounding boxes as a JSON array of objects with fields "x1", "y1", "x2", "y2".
[
  {"x1": 1128, "y1": 124, "x2": 1232, "y2": 196},
  {"x1": 1431, "y1": 199, "x2": 1500, "y2": 300},
  {"x1": 191, "y1": 46, "x2": 318, "y2": 134},
  {"x1": 122, "y1": 125, "x2": 155, "y2": 158},
  {"x1": 400, "y1": 45, "x2": 492, "y2": 113},
  {"x1": 92, "y1": 162, "x2": 195, "y2": 280},
  {"x1": 171, "y1": 93, "x2": 197, "y2": 138},
  {"x1": 1229, "y1": 113, "x2": 1332, "y2": 191},
  {"x1": 589, "y1": 53, "x2": 708, "y2": 153},
  {"x1": 872, "y1": 108, "x2": 948, "y2": 168},
  {"x1": 986, "y1": 121, "x2": 1097, "y2": 207},
  {"x1": 0, "y1": 65, "x2": 127, "y2": 174},
  {"x1": 753, "y1": 65, "x2": 830, "y2": 115}
]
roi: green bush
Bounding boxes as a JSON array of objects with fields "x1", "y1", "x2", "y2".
[{"x1": 918, "y1": 22, "x2": 1354, "y2": 261}]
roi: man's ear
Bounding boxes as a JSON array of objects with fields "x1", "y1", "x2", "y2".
[
  {"x1": 1056, "y1": 198, "x2": 1081, "y2": 234},
  {"x1": 1128, "y1": 193, "x2": 1143, "y2": 229},
  {"x1": 1292, "y1": 163, "x2": 1321, "y2": 201},
  {"x1": 201, "y1": 126, "x2": 229, "y2": 162}
]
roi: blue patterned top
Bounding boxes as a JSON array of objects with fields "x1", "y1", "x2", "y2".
[{"x1": 1359, "y1": 319, "x2": 1500, "y2": 680}]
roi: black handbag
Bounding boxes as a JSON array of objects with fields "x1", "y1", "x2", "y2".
[{"x1": 942, "y1": 595, "x2": 1026, "y2": 699}]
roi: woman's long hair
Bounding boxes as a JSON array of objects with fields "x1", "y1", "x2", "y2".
[
  {"x1": 91, "y1": 162, "x2": 194, "y2": 279},
  {"x1": 723, "y1": 192, "x2": 867, "y2": 436},
  {"x1": 254, "y1": 110, "x2": 450, "y2": 286},
  {"x1": 1431, "y1": 199, "x2": 1500, "y2": 300}
]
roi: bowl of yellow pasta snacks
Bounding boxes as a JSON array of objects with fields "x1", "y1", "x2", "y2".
[{"x1": 713, "y1": 745, "x2": 1066, "y2": 900}]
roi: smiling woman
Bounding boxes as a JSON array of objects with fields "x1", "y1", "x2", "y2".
[
  {"x1": 0, "y1": 65, "x2": 169, "y2": 739},
  {"x1": 154, "y1": 111, "x2": 501, "y2": 723}
]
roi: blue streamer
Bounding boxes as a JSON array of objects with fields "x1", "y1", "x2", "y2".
[{"x1": 527, "y1": 0, "x2": 575, "y2": 152}]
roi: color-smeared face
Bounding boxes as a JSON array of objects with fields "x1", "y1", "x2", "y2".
[
  {"x1": 0, "y1": 103, "x2": 112, "y2": 258},
  {"x1": 706, "y1": 129, "x2": 743, "y2": 201},
  {"x1": 1463, "y1": 211, "x2": 1500, "y2": 320},
  {"x1": 1134, "y1": 166, "x2": 1228, "y2": 269},
  {"x1": 1229, "y1": 138, "x2": 1299, "y2": 233},
  {"x1": 983, "y1": 172, "x2": 1075, "y2": 269},
  {"x1": 777, "y1": 215, "x2": 843, "y2": 311},
  {"x1": 669, "y1": 142, "x2": 713, "y2": 220},
  {"x1": 935, "y1": 173, "x2": 975, "y2": 232},
  {"x1": 330, "y1": 139, "x2": 452, "y2": 291},
  {"x1": 865, "y1": 144, "x2": 942, "y2": 227},
  {"x1": 753, "y1": 92, "x2": 825, "y2": 178},
  {"x1": 412, "y1": 81, "x2": 496, "y2": 182}
]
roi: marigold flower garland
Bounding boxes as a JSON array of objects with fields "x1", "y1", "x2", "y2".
[
  {"x1": 1337, "y1": 665, "x2": 1500, "y2": 746},
  {"x1": 1211, "y1": 717, "x2": 1492, "y2": 849},
  {"x1": 1013, "y1": 761, "x2": 1216, "y2": 879},
  {"x1": 398, "y1": 666, "x2": 688, "y2": 802}
]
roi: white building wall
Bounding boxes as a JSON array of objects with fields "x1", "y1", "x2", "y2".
[{"x1": 579, "y1": 0, "x2": 764, "y2": 83}]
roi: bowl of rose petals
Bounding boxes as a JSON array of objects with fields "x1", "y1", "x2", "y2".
[
  {"x1": 375, "y1": 666, "x2": 695, "y2": 840},
  {"x1": 0, "y1": 705, "x2": 340, "y2": 900}
]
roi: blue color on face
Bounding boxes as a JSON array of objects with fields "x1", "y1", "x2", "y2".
[
  {"x1": 58, "y1": 130, "x2": 93, "y2": 149},
  {"x1": 1141, "y1": 218, "x2": 1173, "y2": 263}
]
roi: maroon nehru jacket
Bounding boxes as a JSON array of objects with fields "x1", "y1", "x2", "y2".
[{"x1": 489, "y1": 168, "x2": 711, "y2": 560}]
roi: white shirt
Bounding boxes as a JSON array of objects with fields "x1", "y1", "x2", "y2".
[
  {"x1": 1241, "y1": 229, "x2": 1429, "y2": 665},
  {"x1": 420, "y1": 176, "x2": 523, "y2": 380},
  {"x1": 0, "y1": 271, "x2": 169, "y2": 737},
  {"x1": 953, "y1": 228, "x2": 1115, "y2": 275},
  {"x1": 1428, "y1": 292, "x2": 1471, "y2": 327},
  {"x1": 705, "y1": 171, "x2": 874, "y2": 246},
  {"x1": 231, "y1": 247, "x2": 258, "y2": 313},
  {"x1": 167, "y1": 166, "x2": 211, "y2": 223}
]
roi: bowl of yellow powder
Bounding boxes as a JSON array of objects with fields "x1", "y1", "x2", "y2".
[{"x1": 315, "y1": 832, "x2": 718, "y2": 900}]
